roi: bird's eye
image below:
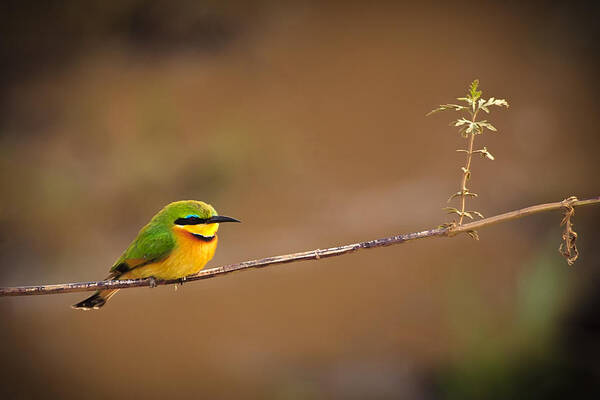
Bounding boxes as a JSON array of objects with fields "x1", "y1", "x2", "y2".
[{"x1": 174, "y1": 215, "x2": 207, "y2": 225}]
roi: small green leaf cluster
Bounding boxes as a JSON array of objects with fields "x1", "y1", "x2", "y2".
[{"x1": 429, "y1": 79, "x2": 509, "y2": 137}]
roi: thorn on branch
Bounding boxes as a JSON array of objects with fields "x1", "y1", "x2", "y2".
[{"x1": 148, "y1": 277, "x2": 158, "y2": 288}]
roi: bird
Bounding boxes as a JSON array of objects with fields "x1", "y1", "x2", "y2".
[{"x1": 72, "y1": 200, "x2": 239, "y2": 310}]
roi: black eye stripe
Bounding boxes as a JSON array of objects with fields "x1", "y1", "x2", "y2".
[{"x1": 174, "y1": 216, "x2": 208, "y2": 225}]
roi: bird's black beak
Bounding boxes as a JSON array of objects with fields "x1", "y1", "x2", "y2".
[{"x1": 206, "y1": 215, "x2": 241, "y2": 224}]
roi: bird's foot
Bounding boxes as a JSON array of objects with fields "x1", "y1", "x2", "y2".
[
  {"x1": 178, "y1": 276, "x2": 187, "y2": 286},
  {"x1": 148, "y1": 276, "x2": 158, "y2": 288}
]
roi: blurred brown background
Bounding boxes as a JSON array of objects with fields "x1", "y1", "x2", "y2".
[{"x1": 1, "y1": 1, "x2": 599, "y2": 399}]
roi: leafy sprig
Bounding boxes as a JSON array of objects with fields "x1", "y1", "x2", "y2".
[{"x1": 429, "y1": 79, "x2": 509, "y2": 234}]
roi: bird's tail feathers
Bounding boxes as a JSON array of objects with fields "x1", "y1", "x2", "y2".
[{"x1": 72, "y1": 289, "x2": 119, "y2": 310}]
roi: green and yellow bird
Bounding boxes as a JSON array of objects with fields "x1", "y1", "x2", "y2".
[{"x1": 73, "y1": 200, "x2": 239, "y2": 310}]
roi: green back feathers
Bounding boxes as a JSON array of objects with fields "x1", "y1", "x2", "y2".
[{"x1": 110, "y1": 201, "x2": 218, "y2": 275}]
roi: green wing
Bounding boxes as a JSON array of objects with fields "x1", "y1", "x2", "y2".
[{"x1": 110, "y1": 224, "x2": 175, "y2": 276}]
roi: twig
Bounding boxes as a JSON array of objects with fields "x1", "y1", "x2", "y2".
[
  {"x1": 458, "y1": 109, "x2": 478, "y2": 225},
  {"x1": 1, "y1": 196, "x2": 598, "y2": 298},
  {"x1": 435, "y1": 79, "x2": 508, "y2": 228}
]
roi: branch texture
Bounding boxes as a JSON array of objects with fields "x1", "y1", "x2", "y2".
[{"x1": 1, "y1": 196, "x2": 598, "y2": 298}]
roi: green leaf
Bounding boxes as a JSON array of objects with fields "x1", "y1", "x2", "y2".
[
  {"x1": 473, "y1": 147, "x2": 495, "y2": 160},
  {"x1": 443, "y1": 207, "x2": 461, "y2": 215},
  {"x1": 484, "y1": 97, "x2": 509, "y2": 108},
  {"x1": 467, "y1": 230, "x2": 480, "y2": 240},
  {"x1": 453, "y1": 118, "x2": 471, "y2": 127},
  {"x1": 465, "y1": 122, "x2": 476, "y2": 134},
  {"x1": 426, "y1": 104, "x2": 467, "y2": 115},
  {"x1": 495, "y1": 99, "x2": 509, "y2": 107},
  {"x1": 469, "y1": 79, "x2": 482, "y2": 102},
  {"x1": 477, "y1": 98, "x2": 485, "y2": 110},
  {"x1": 447, "y1": 192, "x2": 462, "y2": 202},
  {"x1": 470, "y1": 211, "x2": 484, "y2": 219},
  {"x1": 478, "y1": 120, "x2": 497, "y2": 132}
]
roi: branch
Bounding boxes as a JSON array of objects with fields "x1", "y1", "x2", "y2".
[{"x1": 1, "y1": 196, "x2": 598, "y2": 298}]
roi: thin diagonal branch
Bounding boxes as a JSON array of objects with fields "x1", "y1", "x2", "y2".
[{"x1": 0, "y1": 196, "x2": 598, "y2": 298}]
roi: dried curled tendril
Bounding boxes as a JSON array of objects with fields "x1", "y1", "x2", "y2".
[{"x1": 559, "y1": 196, "x2": 579, "y2": 266}]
